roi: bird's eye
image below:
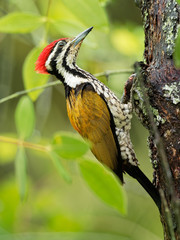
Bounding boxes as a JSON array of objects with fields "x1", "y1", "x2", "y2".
[{"x1": 58, "y1": 41, "x2": 66, "y2": 47}]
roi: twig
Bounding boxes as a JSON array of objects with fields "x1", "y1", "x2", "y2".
[
  {"x1": 94, "y1": 69, "x2": 134, "y2": 77},
  {"x1": 159, "y1": 189, "x2": 176, "y2": 240},
  {"x1": 0, "y1": 69, "x2": 133, "y2": 104},
  {"x1": 0, "y1": 135, "x2": 50, "y2": 152},
  {"x1": 0, "y1": 80, "x2": 60, "y2": 104}
]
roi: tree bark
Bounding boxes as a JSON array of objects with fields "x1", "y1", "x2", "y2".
[{"x1": 132, "y1": 0, "x2": 180, "y2": 239}]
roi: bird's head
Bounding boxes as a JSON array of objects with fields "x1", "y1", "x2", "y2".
[{"x1": 35, "y1": 27, "x2": 93, "y2": 77}]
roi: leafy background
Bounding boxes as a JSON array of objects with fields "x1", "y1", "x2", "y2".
[{"x1": 1, "y1": 0, "x2": 179, "y2": 239}]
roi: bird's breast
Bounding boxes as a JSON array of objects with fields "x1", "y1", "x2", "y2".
[{"x1": 65, "y1": 83, "x2": 121, "y2": 172}]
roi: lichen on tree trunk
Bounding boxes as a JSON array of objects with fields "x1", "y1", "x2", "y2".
[{"x1": 132, "y1": 0, "x2": 180, "y2": 239}]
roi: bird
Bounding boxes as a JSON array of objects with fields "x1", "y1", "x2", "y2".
[{"x1": 35, "y1": 27, "x2": 161, "y2": 210}]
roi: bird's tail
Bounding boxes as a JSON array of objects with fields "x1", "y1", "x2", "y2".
[{"x1": 124, "y1": 164, "x2": 161, "y2": 211}]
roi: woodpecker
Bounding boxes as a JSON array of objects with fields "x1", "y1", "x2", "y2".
[{"x1": 35, "y1": 27, "x2": 161, "y2": 210}]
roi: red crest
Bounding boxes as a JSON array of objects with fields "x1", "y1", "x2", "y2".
[{"x1": 35, "y1": 38, "x2": 67, "y2": 74}]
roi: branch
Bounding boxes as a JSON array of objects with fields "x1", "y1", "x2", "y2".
[
  {"x1": 134, "y1": 64, "x2": 180, "y2": 238},
  {"x1": 137, "y1": 67, "x2": 174, "y2": 198},
  {"x1": 0, "y1": 69, "x2": 133, "y2": 104}
]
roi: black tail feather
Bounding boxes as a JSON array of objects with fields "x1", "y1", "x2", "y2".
[{"x1": 124, "y1": 165, "x2": 161, "y2": 211}]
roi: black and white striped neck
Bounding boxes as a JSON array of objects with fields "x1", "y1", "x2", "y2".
[{"x1": 45, "y1": 41, "x2": 91, "y2": 88}]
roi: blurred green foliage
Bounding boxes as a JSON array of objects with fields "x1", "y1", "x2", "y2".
[
  {"x1": 15, "y1": 96, "x2": 35, "y2": 139},
  {"x1": 174, "y1": 31, "x2": 180, "y2": 68},
  {"x1": 23, "y1": 46, "x2": 49, "y2": 101},
  {"x1": 1, "y1": 0, "x2": 176, "y2": 239}
]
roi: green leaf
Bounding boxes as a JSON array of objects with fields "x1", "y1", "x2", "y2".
[
  {"x1": 15, "y1": 146, "x2": 27, "y2": 200},
  {"x1": 174, "y1": 30, "x2": 180, "y2": 68},
  {"x1": 79, "y1": 159, "x2": 127, "y2": 214},
  {"x1": 0, "y1": 12, "x2": 45, "y2": 33},
  {"x1": 51, "y1": 132, "x2": 89, "y2": 159},
  {"x1": 62, "y1": 0, "x2": 108, "y2": 31},
  {"x1": 49, "y1": 151, "x2": 72, "y2": 183},
  {"x1": 23, "y1": 46, "x2": 49, "y2": 101},
  {"x1": 15, "y1": 96, "x2": 35, "y2": 140}
]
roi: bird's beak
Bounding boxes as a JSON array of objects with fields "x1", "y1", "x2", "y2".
[{"x1": 71, "y1": 27, "x2": 93, "y2": 47}]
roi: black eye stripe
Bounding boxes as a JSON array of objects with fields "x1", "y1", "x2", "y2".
[{"x1": 49, "y1": 40, "x2": 67, "y2": 69}]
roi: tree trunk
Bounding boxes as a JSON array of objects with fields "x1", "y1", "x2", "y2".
[{"x1": 132, "y1": 0, "x2": 180, "y2": 239}]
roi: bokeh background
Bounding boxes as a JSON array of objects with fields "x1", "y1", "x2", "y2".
[{"x1": 0, "y1": 0, "x2": 163, "y2": 239}]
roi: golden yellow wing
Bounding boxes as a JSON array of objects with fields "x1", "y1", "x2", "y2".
[{"x1": 66, "y1": 84, "x2": 122, "y2": 179}]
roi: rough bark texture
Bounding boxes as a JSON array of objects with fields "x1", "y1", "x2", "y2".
[{"x1": 132, "y1": 0, "x2": 180, "y2": 239}]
